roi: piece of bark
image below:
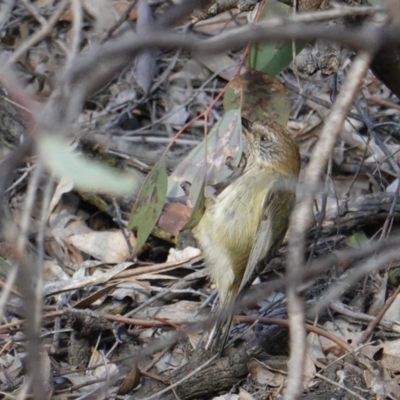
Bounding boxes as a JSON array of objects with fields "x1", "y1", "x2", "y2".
[
  {"x1": 132, "y1": 343, "x2": 258, "y2": 399},
  {"x1": 319, "y1": 192, "x2": 400, "y2": 234}
]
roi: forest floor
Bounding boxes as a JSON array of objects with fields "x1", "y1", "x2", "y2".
[{"x1": 0, "y1": 1, "x2": 400, "y2": 399}]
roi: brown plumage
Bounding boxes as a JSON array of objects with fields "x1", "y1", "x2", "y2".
[{"x1": 193, "y1": 118, "x2": 301, "y2": 351}]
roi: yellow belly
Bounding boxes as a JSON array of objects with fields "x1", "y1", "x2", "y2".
[{"x1": 194, "y1": 169, "x2": 274, "y2": 301}]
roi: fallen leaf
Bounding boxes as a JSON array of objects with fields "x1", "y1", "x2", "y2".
[{"x1": 68, "y1": 230, "x2": 136, "y2": 263}]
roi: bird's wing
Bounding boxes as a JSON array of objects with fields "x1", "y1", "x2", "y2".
[{"x1": 237, "y1": 180, "x2": 296, "y2": 295}]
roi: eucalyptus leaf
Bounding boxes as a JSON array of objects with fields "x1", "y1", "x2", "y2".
[
  {"x1": 38, "y1": 135, "x2": 139, "y2": 196},
  {"x1": 183, "y1": 180, "x2": 206, "y2": 230},
  {"x1": 128, "y1": 160, "x2": 168, "y2": 254},
  {"x1": 168, "y1": 110, "x2": 242, "y2": 198},
  {"x1": 224, "y1": 70, "x2": 290, "y2": 126},
  {"x1": 249, "y1": 0, "x2": 305, "y2": 75}
]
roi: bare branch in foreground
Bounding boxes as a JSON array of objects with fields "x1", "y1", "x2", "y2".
[{"x1": 285, "y1": 50, "x2": 374, "y2": 400}]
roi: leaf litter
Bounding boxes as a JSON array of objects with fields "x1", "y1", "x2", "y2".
[{"x1": 0, "y1": 0, "x2": 400, "y2": 399}]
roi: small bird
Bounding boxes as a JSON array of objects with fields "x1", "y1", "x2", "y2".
[{"x1": 193, "y1": 118, "x2": 301, "y2": 351}]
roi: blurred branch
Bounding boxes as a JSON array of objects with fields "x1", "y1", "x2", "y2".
[
  {"x1": 285, "y1": 50, "x2": 374, "y2": 400},
  {"x1": 60, "y1": 7, "x2": 383, "y2": 108},
  {"x1": 6, "y1": 0, "x2": 69, "y2": 65}
]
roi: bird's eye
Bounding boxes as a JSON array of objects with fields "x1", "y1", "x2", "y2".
[{"x1": 260, "y1": 135, "x2": 268, "y2": 142}]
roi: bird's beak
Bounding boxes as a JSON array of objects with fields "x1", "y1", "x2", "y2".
[
  {"x1": 242, "y1": 125, "x2": 255, "y2": 146},
  {"x1": 241, "y1": 118, "x2": 254, "y2": 137}
]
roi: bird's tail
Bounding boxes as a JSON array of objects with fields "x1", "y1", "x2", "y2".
[{"x1": 205, "y1": 293, "x2": 236, "y2": 354}]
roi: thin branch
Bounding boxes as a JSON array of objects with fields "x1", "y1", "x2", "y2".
[
  {"x1": 357, "y1": 283, "x2": 400, "y2": 344},
  {"x1": 6, "y1": 0, "x2": 70, "y2": 65},
  {"x1": 16, "y1": 162, "x2": 47, "y2": 400},
  {"x1": 62, "y1": 0, "x2": 83, "y2": 76},
  {"x1": 285, "y1": 51, "x2": 374, "y2": 400},
  {"x1": 62, "y1": 8, "x2": 387, "y2": 102},
  {"x1": 141, "y1": 354, "x2": 219, "y2": 400}
]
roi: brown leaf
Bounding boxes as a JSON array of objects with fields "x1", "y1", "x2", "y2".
[
  {"x1": 158, "y1": 203, "x2": 192, "y2": 238},
  {"x1": 224, "y1": 70, "x2": 290, "y2": 126},
  {"x1": 118, "y1": 364, "x2": 141, "y2": 395}
]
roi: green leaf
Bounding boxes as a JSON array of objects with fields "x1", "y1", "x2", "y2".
[
  {"x1": 183, "y1": 180, "x2": 206, "y2": 230},
  {"x1": 249, "y1": 0, "x2": 305, "y2": 75},
  {"x1": 345, "y1": 231, "x2": 369, "y2": 249},
  {"x1": 368, "y1": 0, "x2": 383, "y2": 5},
  {"x1": 168, "y1": 110, "x2": 242, "y2": 198},
  {"x1": 224, "y1": 69, "x2": 290, "y2": 126},
  {"x1": 128, "y1": 160, "x2": 168, "y2": 254},
  {"x1": 38, "y1": 135, "x2": 139, "y2": 196}
]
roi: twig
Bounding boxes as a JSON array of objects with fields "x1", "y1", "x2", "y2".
[
  {"x1": 0, "y1": 0, "x2": 15, "y2": 32},
  {"x1": 101, "y1": 0, "x2": 138, "y2": 42},
  {"x1": 20, "y1": 0, "x2": 47, "y2": 26},
  {"x1": 314, "y1": 373, "x2": 367, "y2": 400},
  {"x1": 140, "y1": 353, "x2": 219, "y2": 400},
  {"x1": 330, "y1": 301, "x2": 400, "y2": 334},
  {"x1": 64, "y1": 8, "x2": 388, "y2": 102},
  {"x1": 0, "y1": 266, "x2": 19, "y2": 329},
  {"x1": 63, "y1": 0, "x2": 83, "y2": 76},
  {"x1": 285, "y1": 50, "x2": 374, "y2": 400},
  {"x1": 236, "y1": 315, "x2": 353, "y2": 352},
  {"x1": 367, "y1": 96, "x2": 400, "y2": 112},
  {"x1": 310, "y1": 246, "x2": 400, "y2": 318},
  {"x1": 286, "y1": 81, "x2": 363, "y2": 122},
  {"x1": 6, "y1": 0, "x2": 70, "y2": 65},
  {"x1": 16, "y1": 161, "x2": 47, "y2": 400},
  {"x1": 358, "y1": 283, "x2": 400, "y2": 344}
]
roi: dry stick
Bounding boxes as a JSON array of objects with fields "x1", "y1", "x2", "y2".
[
  {"x1": 15, "y1": 162, "x2": 47, "y2": 400},
  {"x1": 314, "y1": 373, "x2": 366, "y2": 400},
  {"x1": 1, "y1": 237, "x2": 398, "y2": 400},
  {"x1": 355, "y1": 102, "x2": 400, "y2": 241},
  {"x1": 3, "y1": 242, "x2": 400, "y2": 397},
  {"x1": 236, "y1": 316, "x2": 353, "y2": 353},
  {"x1": 35, "y1": 175, "x2": 54, "y2": 354},
  {"x1": 366, "y1": 96, "x2": 400, "y2": 112},
  {"x1": 6, "y1": 230, "x2": 398, "y2": 328},
  {"x1": 0, "y1": 0, "x2": 14, "y2": 31},
  {"x1": 0, "y1": 277, "x2": 21, "y2": 296},
  {"x1": 6, "y1": 0, "x2": 70, "y2": 66},
  {"x1": 285, "y1": 51, "x2": 374, "y2": 400},
  {"x1": 16, "y1": 375, "x2": 32, "y2": 400},
  {"x1": 0, "y1": 309, "x2": 184, "y2": 331},
  {"x1": 64, "y1": 8, "x2": 386, "y2": 102},
  {"x1": 312, "y1": 245, "x2": 400, "y2": 318},
  {"x1": 330, "y1": 301, "x2": 400, "y2": 334},
  {"x1": 286, "y1": 81, "x2": 363, "y2": 123},
  {"x1": 101, "y1": 0, "x2": 139, "y2": 42},
  {"x1": 20, "y1": 0, "x2": 48, "y2": 26},
  {"x1": 0, "y1": 266, "x2": 19, "y2": 327},
  {"x1": 63, "y1": 0, "x2": 83, "y2": 76},
  {"x1": 358, "y1": 283, "x2": 400, "y2": 344},
  {"x1": 141, "y1": 354, "x2": 219, "y2": 400}
]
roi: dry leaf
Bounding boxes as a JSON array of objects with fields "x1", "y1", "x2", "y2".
[
  {"x1": 247, "y1": 358, "x2": 285, "y2": 387},
  {"x1": 112, "y1": 1, "x2": 138, "y2": 20},
  {"x1": 238, "y1": 388, "x2": 255, "y2": 400},
  {"x1": 167, "y1": 247, "x2": 201, "y2": 263},
  {"x1": 118, "y1": 364, "x2": 141, "y2": 395},
  {"x1": 158, "y1": 203, "x2": 192, "y2": 238},
  {"x1": 67, "y1": 229, "x2": 136, "y2": 263}
]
